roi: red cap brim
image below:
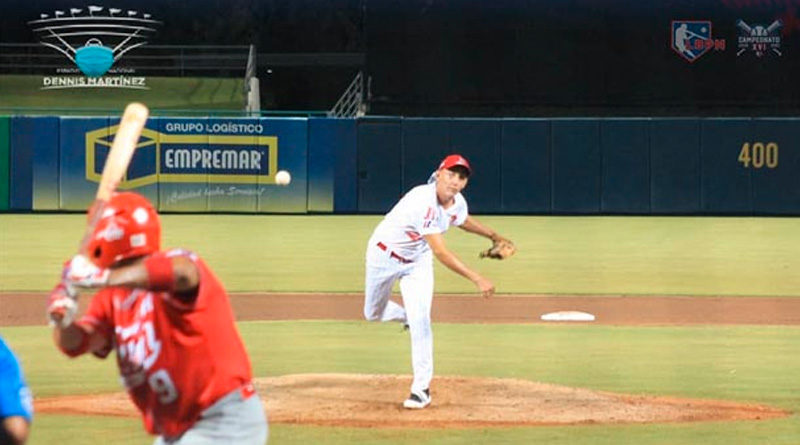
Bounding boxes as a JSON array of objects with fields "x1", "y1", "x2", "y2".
[{"x1": 438, "y1": 154, "x2": 471, "y2": 173}]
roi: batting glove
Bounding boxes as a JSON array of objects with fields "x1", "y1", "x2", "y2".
[
  {"x1": 66, "y1": 254, "x2": 110, "y2": 289},
  {"x1": 47, "y1": 282, "x2": 78, "y2": 328}
]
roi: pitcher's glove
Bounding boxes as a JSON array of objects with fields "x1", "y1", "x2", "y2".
[{"x1": 479, "y1": 236, "x2": 517, "y2": 260}]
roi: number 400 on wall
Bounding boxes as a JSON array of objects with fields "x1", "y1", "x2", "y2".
[{"x1": 738, "y1": 142, "x2": 778, "y2": 168}]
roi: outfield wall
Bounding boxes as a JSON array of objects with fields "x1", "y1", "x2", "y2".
[
  {"x1": 0, "y1": 117, "x2": 9, "y2": 211},
  {"x1": 2, "y1": 116, "x2": 798, "y2": 215}
]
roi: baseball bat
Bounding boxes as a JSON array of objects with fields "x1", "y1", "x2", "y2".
[
  {"x1": 683, "y1": 29, "x2": 705, "y2": 40},
  {"x1": 736, "y1": 20, "x2": 752, "y2": 34},
  {"x1": 78, "y1": 102, "x2": 149, "y2": 255},
  {"x1": 766, "y1": 20, "x2": 782, "y2": 34}
]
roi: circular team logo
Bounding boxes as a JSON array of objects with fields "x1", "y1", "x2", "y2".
[{"x1": 28, "y1": 6, "x2": 161, "y2": 78}]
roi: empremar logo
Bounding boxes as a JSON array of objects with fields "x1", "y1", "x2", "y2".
[
  {"x1": 28, "y1": 6, "x2": 161, "y2": 89},
  {"x1": 85, "y1": 123, "x2": 280, "y2": 188}
]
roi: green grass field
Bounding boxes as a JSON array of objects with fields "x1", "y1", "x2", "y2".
[
  {"x1": 4, "y1": 322, "x2": 800, "y2": 444},
  {"x1": 1, "y1": 215, "x2": 799, "y2": 295},
  {"x1": 1, "y1": 214, "x2": 799, "y2": 444},
  {"x1": 0, "y1": 74, "x2": 245, "y2": 115}
]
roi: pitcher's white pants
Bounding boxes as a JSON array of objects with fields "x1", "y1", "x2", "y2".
[{"x1": 364, "y1": 241, "x2": 434, "y2": 395}]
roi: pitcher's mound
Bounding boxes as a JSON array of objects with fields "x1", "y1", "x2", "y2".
[
  {"x1": 260, "y1": 374, "x2": 785, "y2": 428},
  {"x1": 35, "y1": 374, "x2": 787, "y2": 429}
]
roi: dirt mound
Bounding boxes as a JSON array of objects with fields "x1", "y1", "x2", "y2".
[{"x1": 34, "y1": 374, "x2": 787, "y2": 428}]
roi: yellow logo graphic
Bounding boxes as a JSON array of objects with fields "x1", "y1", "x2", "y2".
[{"x1": 85, "y1": 126, "x2": 279, "y2": 188}]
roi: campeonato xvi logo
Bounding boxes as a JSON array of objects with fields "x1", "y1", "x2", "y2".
[
  {"x1": 85, "y1": 123, "x2": 281, "y2": 188},
  {"x1": 736, "y1": 19, "x2": 783, "y2": 57},
  {"x1": 28, "y1": 6, "x2": 160, "y2": 89}
]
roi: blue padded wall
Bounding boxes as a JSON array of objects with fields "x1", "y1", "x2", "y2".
[
  {"x1": 500, "y1": 119, "x2": 550, "y2": 213},
  {"x1": 650, "y1": 120, "x2": 701, "y2": 213},
  {"x1": 700, "y1": 119, "x2": 753, "y2": 214},
  {"x1": 551, "y1": 120, "x2": 601, "y2": 213},
  {"x1": 10, "y1": 117, "x2": 60, "y2": 210},
  {"x1": 8, "y1": 116, "x2": 800, "y2": 215},
  {"x1": 357, "y1": 117, "x2": 403, "y2": 213},
  {"x1": 8, "y1": 117, "x2": 35, "y2": 210},
  {"x1": 308, "y1": 117, "x2": 355, "y2": 213},
  {"x1": 447, "y1": 119, "x2": 502, "y2": 213},
  {"x1": 751, "y1": 119, "x2": 800, "y2": 215},
  {"x1": 401, "y1": 118, "x2": 451, "y2": 190},
  {"x1": 600, "y1": 119, "x2": 650, "y2": 213}
]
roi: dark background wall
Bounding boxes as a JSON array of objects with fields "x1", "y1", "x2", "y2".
[
  {"x1": 0, "y1": 0, "x2": 364, "y2": 51},
  {"x1": 3, "y1": 0, "x2": 799, "y2": 116},
  {"x1": 364, "y1": 0, "x2": 800, "y2": 116}
]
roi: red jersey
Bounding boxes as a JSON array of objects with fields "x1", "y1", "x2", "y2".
[{"x1": 78, "y1": 250, "x2": 253, "y2": 438}]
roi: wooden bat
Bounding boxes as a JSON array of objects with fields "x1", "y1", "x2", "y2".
[{"x1": 79, "y1": 102, "x2": 149, "y2": 254}]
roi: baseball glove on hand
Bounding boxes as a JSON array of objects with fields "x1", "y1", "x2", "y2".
[{"x1": 479, "y1": 237, "x2": 517, "y2": 260}]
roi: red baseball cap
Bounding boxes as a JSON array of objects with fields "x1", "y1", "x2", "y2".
[{"x1": 438, "y1": 154, "x2": 471, "y2": 174}]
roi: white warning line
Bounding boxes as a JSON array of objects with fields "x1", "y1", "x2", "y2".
[{"x1": 540, "y1": 311, "x2": 596, "y2": 322}]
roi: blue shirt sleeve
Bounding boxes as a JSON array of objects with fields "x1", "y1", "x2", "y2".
[{"x1": 0, "y1": 338, "x2": 33, "y2": 422}]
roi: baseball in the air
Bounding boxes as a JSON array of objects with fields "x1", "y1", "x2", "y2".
[{"x1": 275, "y1": 170, "x2": 291, "y2": 186}]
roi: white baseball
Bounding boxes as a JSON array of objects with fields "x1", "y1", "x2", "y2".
[{"x1": 275, "y1": 170, "x2": 291, "y2": 186}]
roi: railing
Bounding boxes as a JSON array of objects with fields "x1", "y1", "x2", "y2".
[
  {"x1": 0, "y1": 43, "x2": 252, "y2": 77},
  {"x1": 244, "y1": 44, "x2": 260, "y2": 115},
  {"x1": 328, "y1": 71, "x2": 365, "y2": 118}
]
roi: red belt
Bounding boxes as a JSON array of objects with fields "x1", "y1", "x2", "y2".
[{"x1": 377, "y1": 242, "x2": 412, "y2": 264}]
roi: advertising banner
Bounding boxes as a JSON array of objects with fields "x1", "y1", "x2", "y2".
[
  {"x1": 58, "y1": 116, "x2": 308, "y2": 212},
  {"x1": 0, "y1": 117, "x2": 8, "y2": 210}
]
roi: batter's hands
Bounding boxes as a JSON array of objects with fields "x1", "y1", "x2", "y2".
[
  {"x1": 66, "y1": 254, "x2": 110, "y2": 289},
  {"x1": 47, "y1": 281, "x2": 78, "y2": 328},
  {"x1": 474, "y1": 276, "x2": 495, "y2": 298}
]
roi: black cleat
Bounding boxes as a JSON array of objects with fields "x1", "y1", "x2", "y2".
[{"x1": 403, "y1": 388, "x2": 431, "y2": 409}]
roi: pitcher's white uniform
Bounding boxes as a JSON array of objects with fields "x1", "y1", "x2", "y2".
[{"x1": 364, "y1": 182, "x2": 468, "y2": 396}]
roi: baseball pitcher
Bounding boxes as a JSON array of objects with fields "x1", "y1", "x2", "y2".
[
  {"x1": 363, "y1": 154, "x2": 515, "y2": 409},
  {"x1": 47, "y1": 192, "x2": 268, "y2": 444}
]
